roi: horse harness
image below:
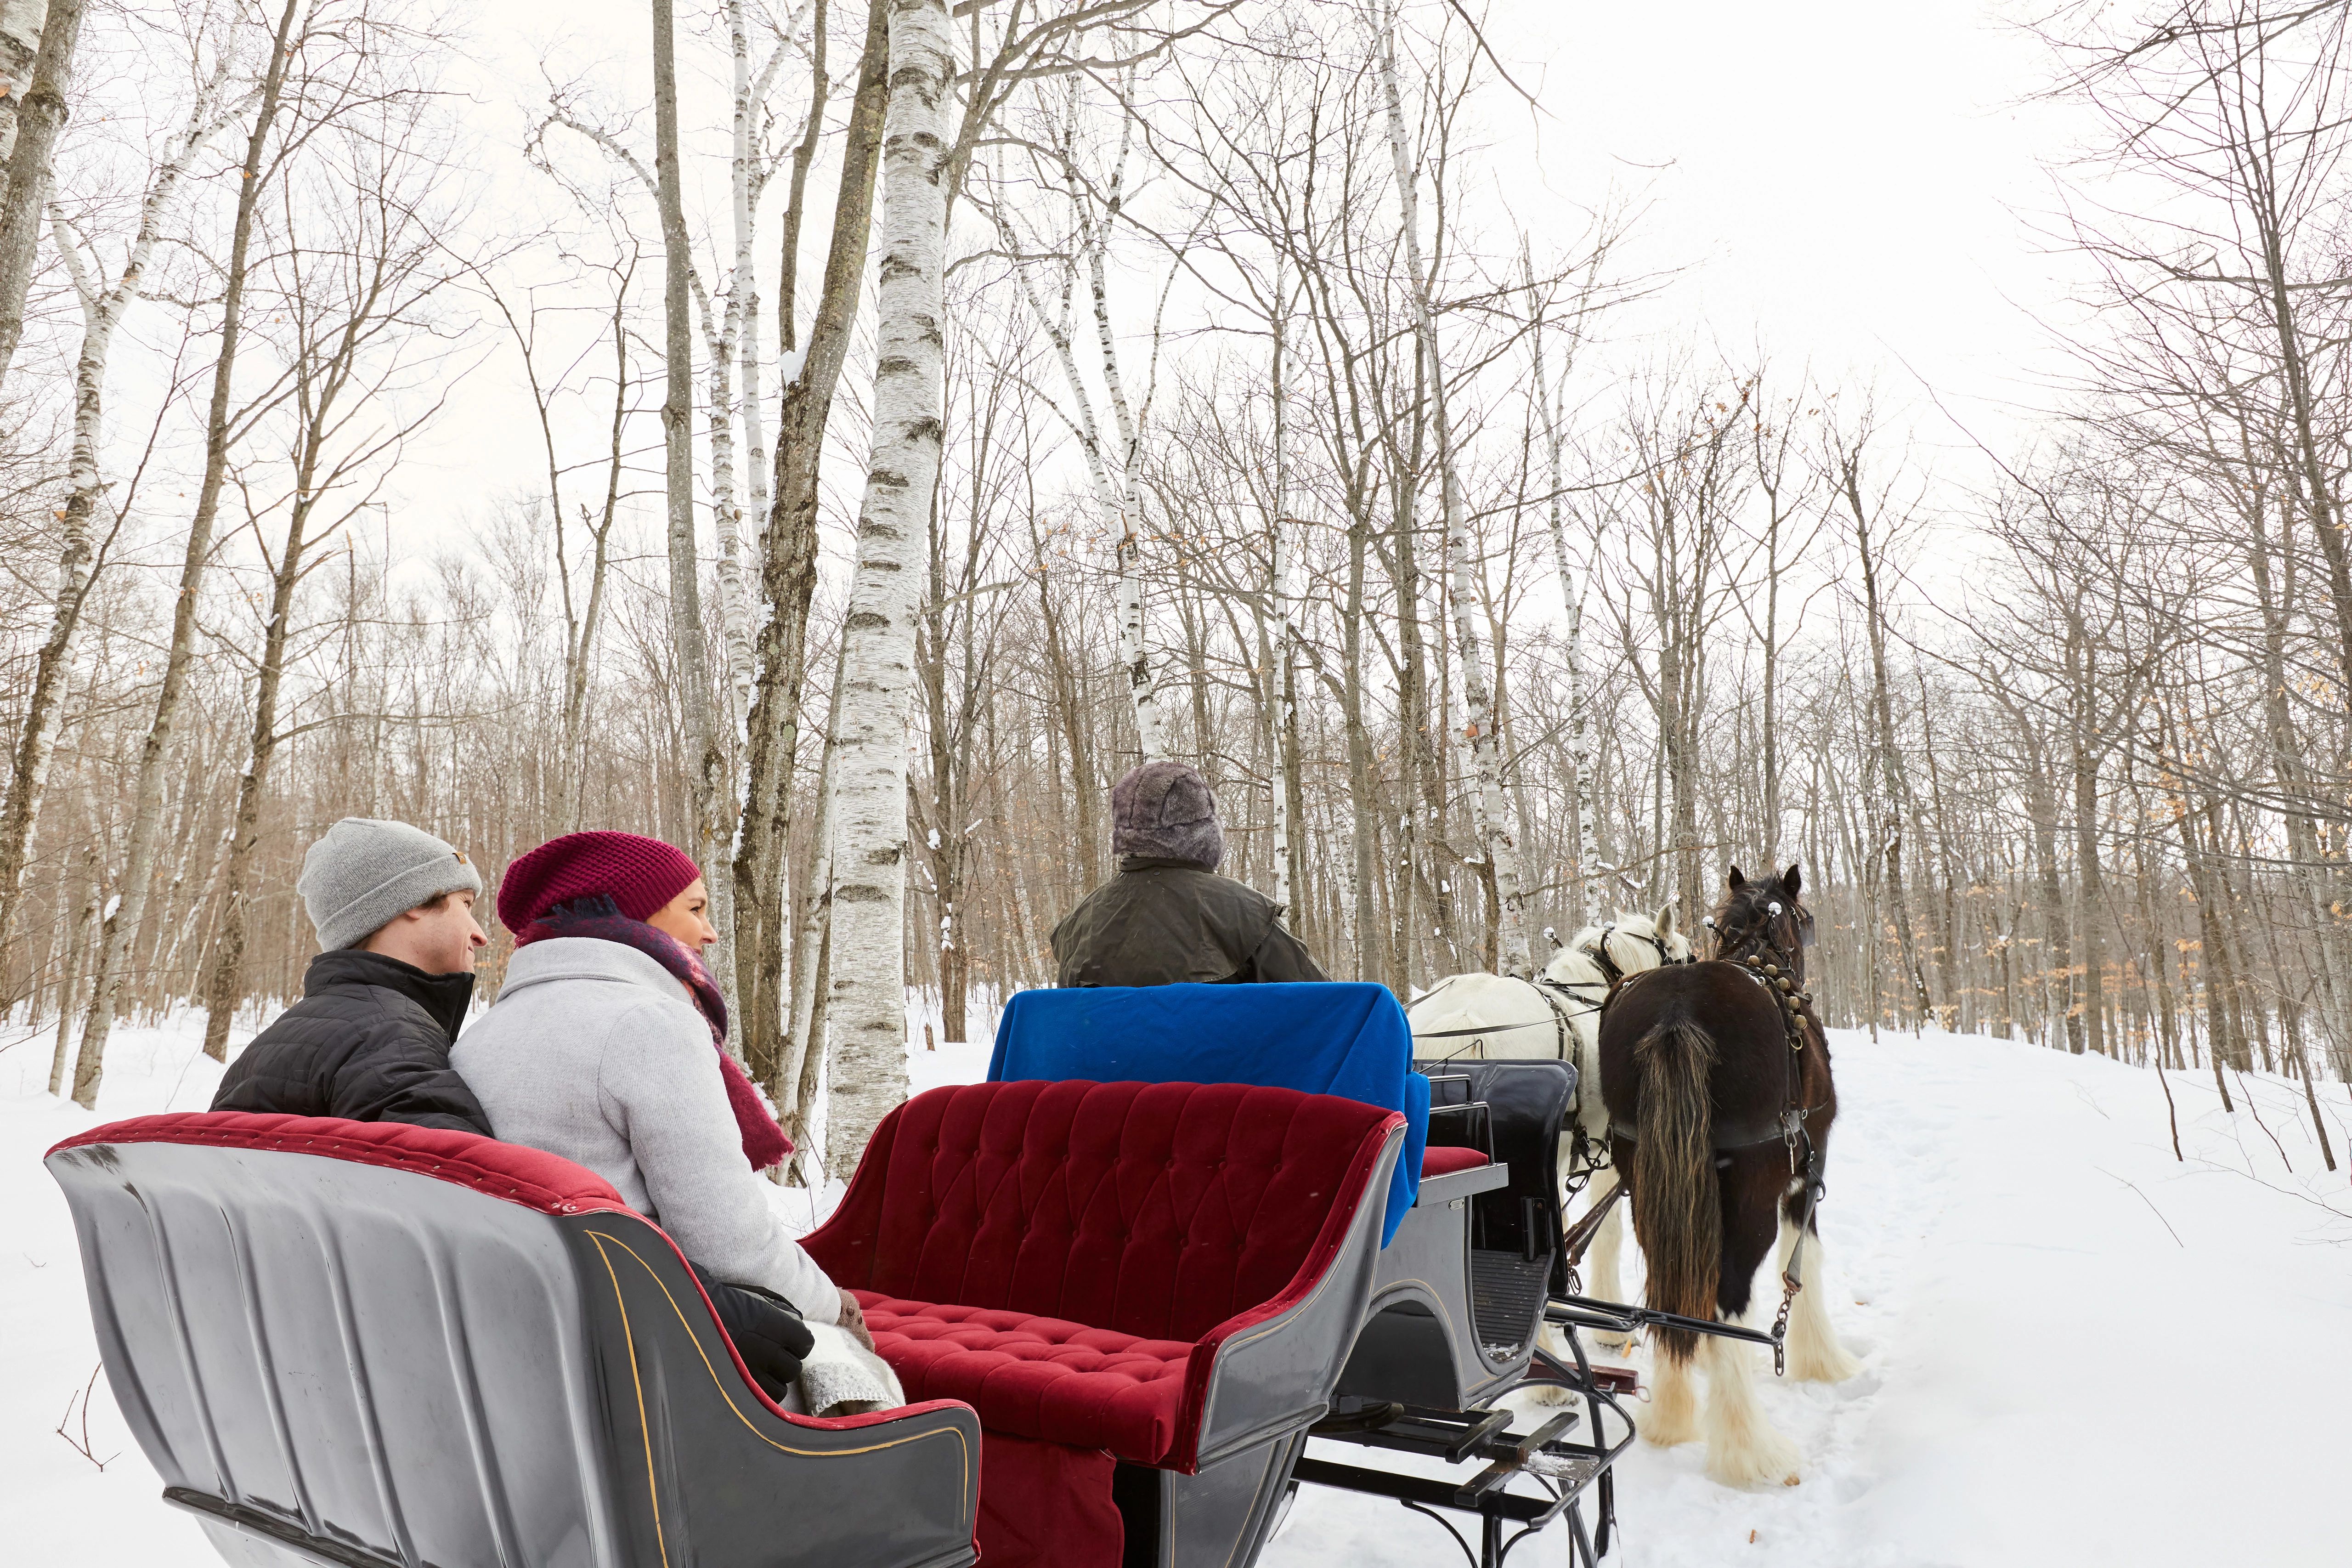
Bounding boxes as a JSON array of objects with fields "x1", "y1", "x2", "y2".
[
  {"x1": 1413, "y1": 927, "x2": 1693, "y2": 1202},
  {"x1": 1410, "y1": 922, "x2": 1690, "y2": 1062},
  {"x1": 1599, "y1": 913, "x2": 1827, "y2": 1375}
]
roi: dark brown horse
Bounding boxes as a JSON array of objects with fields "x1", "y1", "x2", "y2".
[{"x1": 1597, "y1": 863, "x2": 1860, "y2": 1486}]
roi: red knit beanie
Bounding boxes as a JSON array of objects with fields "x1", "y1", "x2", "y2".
[{"x1": 497, "y1": 831, "x2": 702, "y2": 932}]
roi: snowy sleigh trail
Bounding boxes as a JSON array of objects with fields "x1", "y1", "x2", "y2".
[{"x1": 3, "y1": 1020, "x2": 2345, "y2": 1567}]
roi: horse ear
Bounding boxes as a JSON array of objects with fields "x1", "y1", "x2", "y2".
[
  {"x1": 1728, "y1": 865, "x2": 1746, "y2": 889},
  {"x1": 1653, "y1": 904, "x2": 1676, "y2": 940},
  {"x1": 1782, "y1": 862, "x2": 1803, "y2": 898}
]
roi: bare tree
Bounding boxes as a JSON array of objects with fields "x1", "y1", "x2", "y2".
[
  {"x1": 71, "y1": 0, "x2": 306, "y2": 1108},
  {"x1": 1377, "y1": 0, "x2": 1529, "y2": 977},
  {"x1": 199, "y1": 80, "x2": 466, "y2": 1058},
  {"x1": 0, "y1": 38, "x2": 241, "y2": 960}
]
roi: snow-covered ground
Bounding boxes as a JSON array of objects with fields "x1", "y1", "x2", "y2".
[{"x1": 4, "y1": 1013, "x2": 2345, "y2": 1566}]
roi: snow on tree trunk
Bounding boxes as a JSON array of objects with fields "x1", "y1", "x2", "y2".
[
  {"x1": 821, "y1": 0, "x2": 953, "y2": 1171},
  {"x1": 1376, "y1": 7, "x2": 1532, "y2": 979}
]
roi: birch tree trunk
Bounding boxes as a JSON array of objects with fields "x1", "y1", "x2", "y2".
[
  {"x1": 652, "y1": 0, "x2": 734, "y2": 1010},
  {"x1": 199, "y1": 487, "x2": 317, "y2": 1059},
  {"x1": 1530, "y1": 316, "x2": 1600, "y2": 928},
  {"x1": 1841, "y1": 453, "x2": 1933, "y2": 1028},
  {"x1": 71, "y1": 0, "x2": 301, "y2": 1109},
  {"x1": 48, "y1": 844, "x2": 96, "y2": 1095},
  {"x1": 1080, "y1": 115, "x2": 1172, "y2": 764},
  {"x1": 821, "y1": 0, "x2": 952, "y2": 1169},
  {"x1": 1000, "y1": 150, "x2": 1172, "y2": 763},
  {"x1": 0, "y1": 0, "x2": 44, "y2": 173},
  {"x1": 560, "y1": 278, "x2": 631, "y2": 830},
  {"x1": 0, "y1": 0, "x2": 81, "y2": 391},
  {"x1": 776, "y1": 687, "x2": 840, "y2": 1184},
  {"x1": 1, "y1": 67, "x2": 233, "y2": 997},
  {"x1": 1376, "y1": 5, "x2": 1529, "y2": 978},
  {"x1": 735, "y1": 0, "x2": 884, "y2": 1093}
]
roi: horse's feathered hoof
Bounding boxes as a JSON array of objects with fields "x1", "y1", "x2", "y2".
[
  {"x1": 1704, "y1": 1423, "x2": 1802, "y2": 1489},
  {"x1": 1642, "y1": 1359, "x2": 1702, "y2": 1446},
  {"x1": 1785, "y1": 1336, "x2": 1863, "y2": 1385}
]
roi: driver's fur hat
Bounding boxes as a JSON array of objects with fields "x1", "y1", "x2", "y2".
[{"x1": 1110, "y1": 761, "x2": 1225, "y2": 871}]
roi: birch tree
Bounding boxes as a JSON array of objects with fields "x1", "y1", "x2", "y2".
[
  {"x1": 0, "y1": 0, "x2": 84, "y2": 390},
  {"x1": 738, "y1": 0, "x2": 888, "y2": 1094},
  {"x1": 1269, "y1": 265, "x2": 1302, "y2": 911},
  {"x1": 989, "y1": 86, "x2": 1175, "y2": 762},
  {"x1": 821, "y1": 0, "x2": 952, "y2": 1168},
  {"x1": 1527, "y1": 269, "x2": 1604, "y2": 927},
  {"x1": 1375, "y1": 1, "x2": 1530, "y2": 977},
  {"x1": 0, "y1": 47, "x2": 239, "y2": 959}
]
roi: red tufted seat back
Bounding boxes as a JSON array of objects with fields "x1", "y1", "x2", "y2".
[{"x1": 807, "y1": 1080, "x2": 1395, "y2": 1345}]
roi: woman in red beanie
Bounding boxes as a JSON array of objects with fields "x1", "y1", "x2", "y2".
[{"x1": 452, "y1": 831, "x2": 883, "y2": 1406}]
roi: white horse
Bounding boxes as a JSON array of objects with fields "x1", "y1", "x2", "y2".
[{"x1": 1405, "y1": 908, "x2": 1692, "y2": 1363}]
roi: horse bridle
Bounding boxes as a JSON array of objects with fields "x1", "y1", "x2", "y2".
[{"x1": 1577, "y1": 920, "x2": 1694, "y2": 989}]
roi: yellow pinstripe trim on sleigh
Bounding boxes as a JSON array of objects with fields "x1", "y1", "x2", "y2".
[{"x1": 585, "y1": 1230, "x2": 974, "y2": 1529}]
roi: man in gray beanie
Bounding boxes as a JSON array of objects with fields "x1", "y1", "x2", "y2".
[
  {"x1": 211, "y1": 818, "x2": 493, "y2": 1133},
  {"x1": 1050, "y1": 761, "x2": 1326, "y2": 987}
]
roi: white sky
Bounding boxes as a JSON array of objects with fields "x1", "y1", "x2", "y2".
[
  {"x1": 1494, "y1": 1, "x2": 2090, "y2": 446},
  {"x1": 409, "y1": 0, "x2": 2093, "y2": 554}
]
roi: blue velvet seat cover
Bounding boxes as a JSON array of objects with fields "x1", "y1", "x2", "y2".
[{"x1": 987, "y1": 982, "x2": 1428, "y2": 1244}]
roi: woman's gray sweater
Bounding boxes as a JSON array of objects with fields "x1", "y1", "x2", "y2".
[{"x1": 452, "y1": 937, "x2": 841, "y2": 1323}]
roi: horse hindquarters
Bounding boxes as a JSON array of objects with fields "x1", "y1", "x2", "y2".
[{"x1": 1628, "y1": 1019, "x2": 1720, "y2": 1364}]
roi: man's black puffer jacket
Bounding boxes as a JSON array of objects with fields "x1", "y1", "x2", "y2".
[{"x1": 212, "y1": 949, "x2": 492, "y2": 1135}]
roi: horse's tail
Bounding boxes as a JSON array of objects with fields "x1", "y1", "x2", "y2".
[{"x1": 1631, "y1": 1019, "x2": 1720, "y2": 1365}]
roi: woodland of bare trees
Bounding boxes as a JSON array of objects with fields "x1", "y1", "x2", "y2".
[{"x1": 2, "y1": 0, "x2": 2348, "y2": 1175}]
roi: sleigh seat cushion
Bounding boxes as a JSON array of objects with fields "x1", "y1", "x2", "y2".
[
  {"x1": 1419, "y1": 1144, "x2": 1491, "y2": 1177},
  {"x1": 856, "y1": 1295, "x2": 1193, "y2": 1463}
]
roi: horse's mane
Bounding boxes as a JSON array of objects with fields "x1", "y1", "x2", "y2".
[{"x1": 1542, "y1": 912, "x2": 1690, "y2": 987}]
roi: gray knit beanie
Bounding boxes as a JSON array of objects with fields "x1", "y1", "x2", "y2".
[
  {"x1": 297, "y1": 818, "x2": 483, "y2": 951},
  {"x1": 1111, "y1": 762, "x2": 1224, "y2": 870}
]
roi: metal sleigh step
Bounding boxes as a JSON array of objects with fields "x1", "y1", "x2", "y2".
[
  {"x1": 1287, "y1": 1288, "x2": 1640, "y2": 1568},
  {"x1": 1293, "y1": 1374, "x2": 1634, "y2": 1568}
]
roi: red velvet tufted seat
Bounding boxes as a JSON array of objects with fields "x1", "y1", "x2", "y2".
[
  {"x1": 803, "y1": 1079, "x2": 1404, "y2": 1473},
  {"x1": 1420, "y1": 1144, "x2": 1491, "y2": 1177}
]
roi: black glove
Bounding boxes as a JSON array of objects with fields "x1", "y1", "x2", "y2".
[{"x1": 693, "y1": 1264, "x2": 816, "y2": 1402}]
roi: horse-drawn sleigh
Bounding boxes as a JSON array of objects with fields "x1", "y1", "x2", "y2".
[{"x1": 41, "y1": 867, "x2": 1855, "y2": 1567}]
